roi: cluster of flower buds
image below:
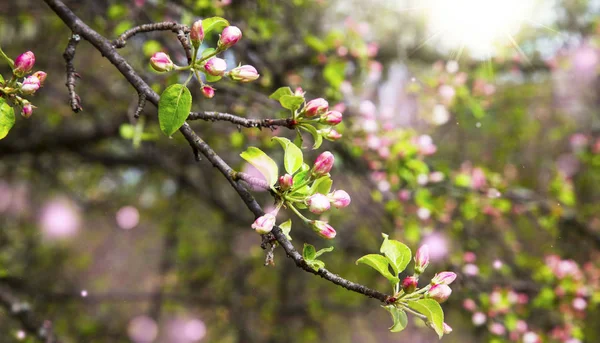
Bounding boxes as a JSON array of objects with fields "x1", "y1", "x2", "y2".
[
  {"x1": 149, "y1": 18, "x2": 259, "y2": 98},
  {"x1": 297, "y1": 98, "x2": 343, "y2": 141},
  {"x1": 0, "y1": 51, "x2": 46, "y2": 118}
]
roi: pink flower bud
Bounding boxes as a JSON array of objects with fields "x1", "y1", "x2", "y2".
[
  {"x1": 402, "y1": 276, "x2": 418, "y2": 293},
  {"x1": 319, "y1": 129, "x2": 342, "y2": 141},
  {"x1": 443, "y1": 323, "x2": 453, "y2": 334},
  {"x1": 14, "y1": 51, "x2": 35, "y2": 77},
  {"x1": 428, "y1": 284, "x2": 452, "y2": 303},
  {"x1": 204, "y1": 57, "x2": 227, "y2": 76},
  {"x1": 150, "y1": 52, "x2": 173, "y2": 72},
  {"x1": 218, "y1": 26, "x2": 242, "y2": 48},
  {"x1": 306, "y1": 193, "x2": 331, "y2": 214},
  {"x1": 321, "y1": 110, "x2": 342, "y2": 125},
  {"x1": 414, "y1": 244, "x2": 430, "y2": 274},
  {"x1": 251, "y1": 213, "x2": 276, "y2": 234},
  {"x1": 278, "y1": 174, "x2": 293, "y2": 191},
  {"x1": 329, "y1": 190, "x2": 351, "y2": 208},
  {"x1": 431, "y1": 271, "x2": 457, "y2": 285},
  {"x1": 202, "y1": 85, "x2": 215, "y2": 98},
  {"x1": 311, "y1": 220, "x2": 336, "y2": 239},
  {"x1": 313, "y1": 151, "x2": 334, "y2": 176},
  {"x1": 304, "y1": 98, "x2": 329, "y2": 117},
  {"x1": 32, "y1": 71, "x2": 47, "y2": 85},
  {"x1": 294, "y1": 87, "x2": 305, "y2": 97},
  {"x1": 20, "y1": 75, "x2": 40, "y2": 95},
  {"x1": 190, "y1": 20, "x2": 204, "y2": 48},
  {"x1": 228, "y1": 65, "x2": 259, "y2": 82},
  {"x1": 21, "y1": 102, "x2": 33, "y2": 118}
]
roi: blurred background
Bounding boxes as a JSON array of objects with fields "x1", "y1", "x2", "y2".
[{"x1": 1, "y1": 0, "x2": 600, "y2": 342}]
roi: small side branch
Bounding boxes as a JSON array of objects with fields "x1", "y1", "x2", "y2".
[
  {"x1": 134, "y1": 92, "x2": 146, "y2": 119},
  {"x1": 112, "y1": 22, "x2": 185, "y2": 48},
  {"x1": 62, "y1": 33, "x2": 82, "y2": 113},
  {"x1": 188, "y1": 111, "x2": 297, "y2": 129}
]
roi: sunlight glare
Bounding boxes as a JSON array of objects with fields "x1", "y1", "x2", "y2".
[{"x1": 425, "y1": 0, "x2": 537, "y2": 57}]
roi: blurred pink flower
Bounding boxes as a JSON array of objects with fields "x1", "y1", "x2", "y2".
[
  {"x1": 40, "y1": 198, "x2": 81, "y2": 240},
  {"x1": 421, "y1": 233, "x2": 448, "y2": 261},
  {"x1": 128, "y1": 315, "x2": 158, "y2": 343},
  {"x1": 116, "y1": 206, "x2": 140, "y2": 230}
]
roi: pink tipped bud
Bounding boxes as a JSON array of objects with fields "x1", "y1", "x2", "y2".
[
  {"x1": 431, "y1": 271, "x2": 457, "y2": 285},
  {"x1": 414, "y1": 244, "x2": 430, "y2": 274},
  {"x1": 204, "y1": 57, "x2": 227, "y2": 76},
  {"x1": 13, "y1": 51, "x2": 35, "y2": 77},
  {"x1": 294, "y1": 87, "x2": 305, "y2": 97},
  {"x1": 428, "y1": 284, "x2": 452, "y2": 303},
  {"x1": 251, "y1": 213, "x2": 276, "y2": 234},
  {"x1": 306, "y1": 193, "x2": 331, "y2": 214},
  {"x1": 279, "y1": 174, "x2": 293, "y2": 191},
  {"x1": 321, "y1": 110, "x2": 342, "y2": 125},
  {"x1": 150, "y1": 52, "x2": 173, "y2": 72},
  {"x1": 443, "y1": 323, "x2": 453, "y2": 334},
  {"x1": 32, "y1": 71, "x2": 47, "y2": 85},
  {"x1": 21, "y1": 102, "x2": 33, "y2": 118},
  {"x1": 311, "y1": 220, "x2": 336, "y2": 239},
  {"x1": 329, "y1": 190, "x2": 351, "y2": 208},
  {"x1": 190, "y1": 20, "x2": 204, "y2": 48},
  {"x1": 218, "y1": 26, "x2": 242, "y2": 48},
  {"x1": 402, "y1": 276, "x2": 418, "y2": 293},
  {"x1": 304, "y1": 98, "x2": 329, "y2": 117},
  {"x1": 319, "y1": 129, "x2": 342, "y2": 141},
  {"x1": 20, "y1": 75, "x2": 40, "y2": 95},
  {"x1": 202, "y1": 85, "x2": 215, "y2": 98},
  {"x1": 228, "y1": 65, "x2": 259, "y2": 82},
  {"x1": 313, "y1": 151, "x2": 334, "y2": 176}
]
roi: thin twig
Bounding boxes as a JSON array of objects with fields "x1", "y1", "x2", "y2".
[
  {"x1": 134, "y1": 92, "x2": 146, "y2": 118},
  {"x1": 62, "y1": 33, "x2": 82, "y2": 112},
  {"x1": 188, "y1": 111, "x2": 297, "y2": 129}
]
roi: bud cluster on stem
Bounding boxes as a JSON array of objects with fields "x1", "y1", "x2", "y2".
[{"x1": 0, "y1": 51, "x2": 46, "y2": 119}]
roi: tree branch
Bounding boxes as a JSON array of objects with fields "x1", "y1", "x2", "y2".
[
  {"x1": 43, "y1": 0, "x2": 393, "y2": 306},
  {"x1": 188, "y1": 111, "x2": 297, "y2": 129}
]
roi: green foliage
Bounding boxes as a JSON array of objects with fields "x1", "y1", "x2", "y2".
[
  {"x1": 380, "y1": 233, "x2": 412, "y2": 276},
  {"x1": 356, "y1": 254, "x2": 399, "y2": 284},
  {"x1": 272, "y1": 137, "x2": 303, "y2": 174},
  {"x1": 240, "y1": 147, "x2": 279, "y2": 187},
  {"x1": 158, "y1": 84, "x2": 192, "y2": 136},
  {"x1": 201, "y1": 17, "x2": 230, "y2": 36},
  {"x1": 408, "y1": 299, "x2": 445, "y2": 338},
  {"x1": 383, "y1": 305, "x2": 408, "y2": 333},
  {"x1": 0, "y1": 98, "x2": 15, "y2": 140},
  {"x1": 303, "y1": 243, "x2": 334, "y2": 271}
]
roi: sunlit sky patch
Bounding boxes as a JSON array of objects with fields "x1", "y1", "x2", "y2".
[{"x1": 396, "y1": 0, "x2": 555, "y2": 59}]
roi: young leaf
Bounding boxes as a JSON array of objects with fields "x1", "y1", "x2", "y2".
[
  {"x1": 408, "y1": 299, "x2": 445, "y2": 338},
  {"x1": 307, "y1": 259, "x2": 325, "y2": 271},
  {"x1": 293, "y1": 130, "x2": 303, "y2": 148},
  {"x1": 380, "y1": 233, "x2": 412, "y2": 275},
  {"x1": 279, "y1": 219, "x2": 292, "y2": 241},
  {"x1": 303, "y1": 243, "x2": 317, "y2": 260},
  {"x1": 269, "y1": 87, "x2": 293, "y2": 101},
  {"x1": 204, "y1": 74, "x2": 222, "y2": 83},
  {"x1": 240, "y1": 147, "x2": 279, "y2": 187},
  {"x1": 0, "y1": 73, "x2": 4, "y2": 83},
  {"x1": 272, "y1": 137, "x2": 303, "y2": 174},
  {"x1": 310, "y1": 176, "x2": 332, "y2": 196},
  {"x1": 299, "y1": 124, "x2": 323, "y2": 149},
  {"x1": 314, "y1": 246, "x2": 334, "y2": 259},
  {"x1": 356, "y1": 254, "x2": 399, "y2": 284},
  {"x1": 292, "y1": 169, "x2": 309, "y2": 185},
  {"x1": 201, "y1": 17, "x2": 230, "y2": 35},
  {"x1": 158, "y1": 84, "x2": 192, "y2": 136},
  {"x1": 279, "y1": 95, "x2": 304, "y2": 112},
  {"x1": 200, "y1": 48, "x2": 216, "y2": 60},
  {"x1": 383, "y1": 306, "x2": 408, "y2": 333},
  {"x1": 0, "y1": 98, "x2": 15, "y2": 140},
  {"x1": 0, "y1": 46, "x2": 14, "y2": 69}
]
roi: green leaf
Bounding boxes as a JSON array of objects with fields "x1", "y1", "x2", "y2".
[
  {"x1": 200, "y1": 48, "x2": 216, "y2": 60},
  {"x1": 0, "y1": 98, "x2": 15, "y2": 140},
  {"x1": 205, "y1": 74, "x2": 222, "y2": 82},
  {"x1": 293, "y1": 130, "x2": 303, "y2": 148},
  {"x1": 307, "y1": 259, "x2": 325, "y2": 271},
  {"x1": 292, "y1": 169, "x2": 309, "y2": 185},
  {"x1": 0, "y1": 73, "x2": 4, "y2": 84},
  {"x1": 240, "y1": 147, "x2": 279, "y2": 187},
  {"x1": 279, "y1": 219, "x2": 292, "y2": 241},
  {"x1": 303, "y1": 243, "x2": 316, "y2": 260},
  {"x1": 314, "y1": 246, "x2": 334, "y2": 259},
  {"x1": 272, "y1": 137, "x2": 303, "y2": 174},
  {"x1": 380, "y1": 233, "x2": 412, "y2": 275},
  {"x1": 383, "y1": 306, "x2": 408, "y2": 333},
  {"x1": 269, "y1": 87, "x2": 293, "y2": 101},
  {"x1": 356, "y1": 254, "x2": 399, "y2": 284},
  {"x1": 310, "y1": 176, "x2": 332, "y2": 195},
  {"x1": 323, "y1": 59, "x2": 347, "y2": 88},
  {"x1": 201, "y1": 17, "x2": 230, "y2": 35},
  {"x1": 304, "y1": 35, "x2": 328, "y2": 52},
  {"x1": 279, "y1": 95, "x2": 304, "y2": 112},
  {"x1": 408, "y1": 299, "x2": 445, "y2": 338},
  {"x1": 299, "y1": 124, "x2": 323, "y2": 149},
  {"x1": 158, "y1": 84, "x2": 192, "y2": 136}
]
